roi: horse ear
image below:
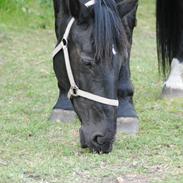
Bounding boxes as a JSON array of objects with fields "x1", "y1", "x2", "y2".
[
  {"x1": 117, "y1": 0, "x2": 138, "y2": 28},
  {"x1": 53, "y1": 0, "x2": 69, "y2": 17},
  {"x1": 69, "y1": 0, "x2": 90, "y2": 22},
  {"x1": 53, "y1": 0, "x2": 60, "y2": 17}
]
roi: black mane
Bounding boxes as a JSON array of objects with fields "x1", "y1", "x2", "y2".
[{"x1": 94, "y1": 0, "x2": 126, "y2": 60}]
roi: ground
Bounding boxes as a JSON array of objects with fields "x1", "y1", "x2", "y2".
[{"x1": 0, "y1": 0, "x2": 183, "y2": 183}]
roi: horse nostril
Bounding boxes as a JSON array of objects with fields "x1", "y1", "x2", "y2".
[
  {"x1": 91, "y1": 134, "x2": 113, "y2": 153},
  {"x1": 92, "y1": 134, "x2": 105, "y2": 145}
]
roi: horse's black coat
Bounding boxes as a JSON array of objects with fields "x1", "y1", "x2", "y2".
[{"x1": 52, "y1": 0, "x2": 138, "y2": 153}]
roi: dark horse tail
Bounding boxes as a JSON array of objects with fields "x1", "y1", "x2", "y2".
[{"x1": 156, "y1": 0, "x2": 180, "y2": 75}]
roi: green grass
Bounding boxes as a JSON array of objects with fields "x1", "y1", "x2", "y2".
[
  {"x1": 0, "y1": 0, "x2": 53, "y2": 28},
  {"x1": 0, "y1": 0, "x2": 183, "y2": 182}
]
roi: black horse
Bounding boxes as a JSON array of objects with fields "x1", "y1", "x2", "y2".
[{"x1": 50, "y1": 0, "x2": 183, "y2": 153}]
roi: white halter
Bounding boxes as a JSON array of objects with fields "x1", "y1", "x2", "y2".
[{"x1": 52, "y1": 0, "x2": 119, "y2": 107}]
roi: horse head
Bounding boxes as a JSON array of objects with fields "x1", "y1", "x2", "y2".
[{"x1": 53, "y1": 0, "x2": 135, "y2": 153}]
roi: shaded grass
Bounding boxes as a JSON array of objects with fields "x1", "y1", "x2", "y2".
[{"x1": 0, "y1": 0, "x2": 183, "y2": 182}]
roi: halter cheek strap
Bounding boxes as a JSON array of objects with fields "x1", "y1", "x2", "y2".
[{"x1": 52, "y1": 0, "x2": 119, "y2": 107}]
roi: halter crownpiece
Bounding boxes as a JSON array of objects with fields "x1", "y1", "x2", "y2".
[{"x1": 52, "y1": 0, "x2": 119, "y2": 107}]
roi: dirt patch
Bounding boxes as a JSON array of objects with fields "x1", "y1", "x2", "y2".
[
  {"x1": 116, "y1": 174, "x2": 149, "y2": 183},
  {"x1": 0, "y1": 57, "x2": 4, "y2": 65},
  {"x1": 0, "y1": 159, "x2": 8, "y2": 166},
  {"x1": 71, "y1": 173, "x2": 151, "y2": 183},
  {"x1": 23, "y1": 171, "x2": 48, "y2": 183}
]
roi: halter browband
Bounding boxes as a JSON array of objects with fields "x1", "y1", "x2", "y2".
[{"x1": 52, "y1": 0, "x2": 119, "y2": 107}]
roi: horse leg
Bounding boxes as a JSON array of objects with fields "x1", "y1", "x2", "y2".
[
  {"x1": 159, "y1": 0, "x2": 183, "y2": 98},
  {"x1": 116, "y1": 0, "x2": 139, "y2": 134},
  {"x1": 49, "y1": 52, "x2": 77, "y2": 123},
  {"x1": 162, "y1": 58, "x2": 183, "y2": 98},
  {"x1": 117, "y1": 62, "x2": 139, "y2": 135},
  {"x1": 162, "y1": 26, "x2": 183, "y2": 98}
]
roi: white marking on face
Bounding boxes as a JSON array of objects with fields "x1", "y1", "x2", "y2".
[
  {"x1": 165, "y1": 58, "x2": 183, "y2": 90},
  {"x1": 112, "y1": 45, "x2": 117, "y2": 55}
]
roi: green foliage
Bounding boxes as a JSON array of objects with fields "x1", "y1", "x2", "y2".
[
  {"x1": 39, "y1": 0, "x2": 52, "y2": 6},
  {"x1": 0, "y1": 0, "x2": 53, "y2": 28}
]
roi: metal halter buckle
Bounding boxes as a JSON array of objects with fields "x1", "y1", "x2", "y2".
[
  {"x1": 67, "y1": 86, "x2": 79, "y2": 99},
  {"x1": 62, "y1": 38, "x2": 68, "y2": 48}
]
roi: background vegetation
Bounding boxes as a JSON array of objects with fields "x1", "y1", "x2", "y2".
[
  {"x1": 0, "y1": 0, "x2": 53, "y2": 28},
  {"x1": 0, "y1": 0, "x2": 183, "y2": 182}
]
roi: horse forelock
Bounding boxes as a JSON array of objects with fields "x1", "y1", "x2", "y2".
[
  {"x1": 94, "y1": 0, "x2": 126, "y2": 60},
  {"x1": 57, "y1": 0, "x2": 126, "y2": 61}
]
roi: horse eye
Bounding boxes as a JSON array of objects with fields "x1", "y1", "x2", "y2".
[
  {"x1": 82, "y1": 59, "x2": 94, "y2": 67},
  {"x1": 77, "y1": 22, "x2": 89, "y2": 30},
  {"x1": 80, "y1": 53, "x2": 95, "y2": 67}
]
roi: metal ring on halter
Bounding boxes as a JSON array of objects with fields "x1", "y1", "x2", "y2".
[
  {"x1": 68, "y1": 86, "x2": 79, "y2": 99},
  {"x1": 62, "y1": 38, "x2": 68, "y2": 48}
]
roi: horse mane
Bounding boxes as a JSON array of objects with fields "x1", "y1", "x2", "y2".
[
  {"x1": 94, "y1": 0, "x2": 126, "y2": 60},
  {"x1": 156, "y1": 0, "x2": 180, "y2": 75}
]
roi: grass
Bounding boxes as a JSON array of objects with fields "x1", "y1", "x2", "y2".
[
  {"x1": 0, "y1": 0, "x2": 183, "y2": 182},
  {"x1": 0, "y1": 0, "x2": 53, "y2": 29}
]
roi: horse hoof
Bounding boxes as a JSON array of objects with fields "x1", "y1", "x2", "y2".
[
  {"x1": 49, "y1": 109, "x2": 77, "y2": 123},
  {"x1": 162, "y1": 86, "x2": 183, "y2": 98},
  {"x1": 117, "y1": 117, "x2": 139, "y2": 135}
]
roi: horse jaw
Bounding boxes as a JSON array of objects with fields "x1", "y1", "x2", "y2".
[{"x1": 162, "y1": 58, "x2": 183, "y2": 98}]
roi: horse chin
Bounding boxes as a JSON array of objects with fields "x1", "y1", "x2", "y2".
[
  {"x1": 89, "y1": 142, "x2": 113, "y2": 154},
  {"x1": 80, "y1": 140, "x2": 113, "y2": 154},
  {"x1": 79, "y1": 127, "x2": 88, "y2": 149}
]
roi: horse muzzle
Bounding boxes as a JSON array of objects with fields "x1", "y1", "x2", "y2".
[{"x1": 79, "y1": 127, "x2": 115, "y2": 153}]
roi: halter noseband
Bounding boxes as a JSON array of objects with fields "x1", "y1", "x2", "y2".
[{"x1": 52, "y1": 0, "x2": 119, "y2": 107}]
